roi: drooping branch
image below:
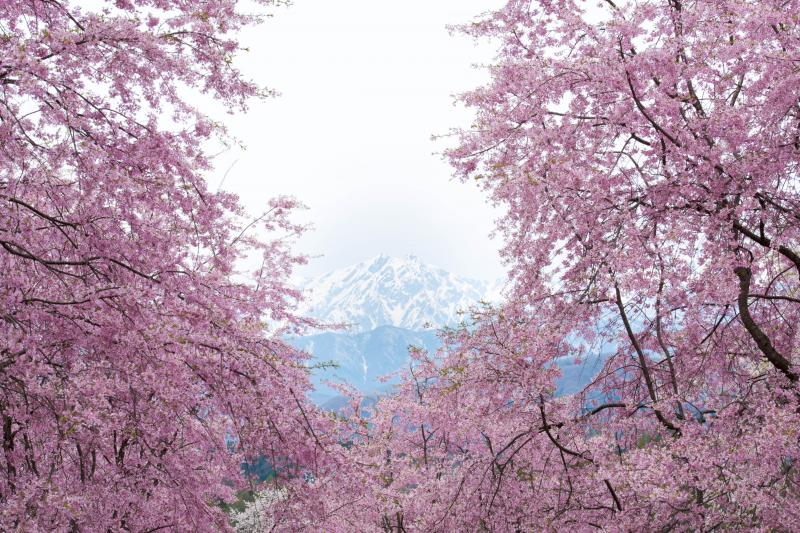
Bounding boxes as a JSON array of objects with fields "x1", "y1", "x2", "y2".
[
  {"x1": 734, "y1": 267, "x2": 798, "y2": 383},
  {"x1": 538, "y1": 395, "x2": 593, "y2": 463},
  {"x1": 626, "y1": 71, "x2": 682, "y2": 147},
  {"x1": 604, "y1": 479, "x2": 623, "y2": 512},
  {"x1": 656, "y1": 270, "x2": 685, "y2": 420},
  {"x1": 733, "y1": 221, "x2": 800, "y2": 278},
  {"x1": 614, "y1": 284, "x2": 679, "y2": 433}
]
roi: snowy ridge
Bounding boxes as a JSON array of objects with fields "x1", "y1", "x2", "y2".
[{"x1": 298, "y1": 254, "x2": 503, "y2": 333}]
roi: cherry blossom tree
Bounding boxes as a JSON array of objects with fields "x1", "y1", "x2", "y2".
[
  {"x1": 230, "y1": 487, "x2": 287, "y2": 533},
  {"x1": 0, "y1": 1, "x2": 331, "y2": 530},
  {"x1": 303, "y1": 0, "x2": 800, "y2": 531}
]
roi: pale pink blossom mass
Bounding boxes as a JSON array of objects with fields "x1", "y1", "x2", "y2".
[
  {"x1": 2, "y1": 0, "x2": 799, "y2": 532},
  {"x1": 1, "y1": 1, "x2": 329, "y2": 530}
]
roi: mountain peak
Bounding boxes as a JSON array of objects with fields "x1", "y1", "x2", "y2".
[
  {"x1": 367, "y1": 253, "x2": 424, "y2": 270},
  {"x1": 367, "y1": 254, "x2": 391, "y2": 272},
  {"x1": 299, "y1": 255, "x2": 503, "y2": 332}
]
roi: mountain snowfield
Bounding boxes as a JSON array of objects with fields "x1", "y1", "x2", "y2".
[{"x1": 297, "y1": 254, "x2": 505, "y2": 332}]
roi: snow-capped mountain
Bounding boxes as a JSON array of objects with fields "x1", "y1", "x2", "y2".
[
  {"x1": 298, "y1": 254, "x2": 504, "y2": 333},
  {"x1": 290, "y1": 255, "x2": 608, "y2": 407}
]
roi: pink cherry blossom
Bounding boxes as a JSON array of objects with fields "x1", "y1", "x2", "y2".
[
  {"x1": 0, "y1": 1, "x2": 331, "y2": 531},
  {"x1": 296, "y1": 1, "x2": 800, "y2": 530}
]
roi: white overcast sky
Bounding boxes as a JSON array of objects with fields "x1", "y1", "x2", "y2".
[{"x1": 214, "y1": 0, "x2": 507, "y2": 280}]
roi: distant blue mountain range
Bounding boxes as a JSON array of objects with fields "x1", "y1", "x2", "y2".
[
  {"x1": 290, "y1": 256, "x2": 613, "y2": 409},
  {"x1": 289, "y1": 325, "x2": 612, "y2": 407},
  {"x1": 288, "y1": 325, "x2": 441, "y2": 404}
]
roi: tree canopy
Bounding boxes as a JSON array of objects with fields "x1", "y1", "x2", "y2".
[
  {"x1": 3, "y1": 0, "x2": 799, "y2": 531},
  {"x1": 0, "y1": 1, "x2": 329, "y2": 530},
  {"x1": 298, "y1": 0, "x2": 800, "y2": 530}
]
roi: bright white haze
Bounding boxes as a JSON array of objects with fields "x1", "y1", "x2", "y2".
[{"x1": 216, "y1": 0, "x2": 507, "y2": 280}]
